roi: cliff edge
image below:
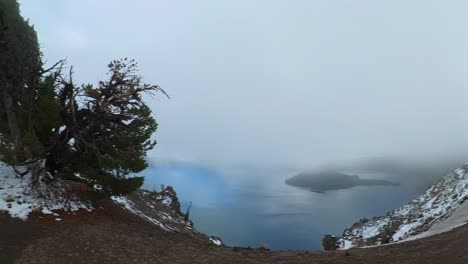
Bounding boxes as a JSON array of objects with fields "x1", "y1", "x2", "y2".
[{"x1": 324, "y1": 164, "x2": 468, "y2": 250}]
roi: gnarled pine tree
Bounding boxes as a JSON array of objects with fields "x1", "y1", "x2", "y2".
[{"x1": 46, "y1": 59, "x2": 167, "y2": 196}]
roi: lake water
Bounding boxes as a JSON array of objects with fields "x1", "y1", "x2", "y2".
[{"x1": 142, "y1": 164, "x2": 425, "y2": 250}]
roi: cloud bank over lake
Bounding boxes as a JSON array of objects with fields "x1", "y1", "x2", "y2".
[{"x1": 19, "y1": 0, "x2": 468, "y2": 173}]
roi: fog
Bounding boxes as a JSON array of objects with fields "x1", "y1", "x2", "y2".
[{"x1": 19, "y1": 0, "x2": 468, "y2": 174}]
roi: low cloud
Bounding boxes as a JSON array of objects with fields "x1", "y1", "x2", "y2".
[{"x1": 19, "y1": 0, "x2": 468, "y2": 175}]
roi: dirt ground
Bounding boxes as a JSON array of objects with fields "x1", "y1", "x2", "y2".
[{"x1": 1, "y1": 199, "x2": 467, "y2": 264}]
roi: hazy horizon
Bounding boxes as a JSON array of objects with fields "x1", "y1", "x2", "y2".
[{"x1": 19, "y1": 0, "x2": 468, "y2": 173}]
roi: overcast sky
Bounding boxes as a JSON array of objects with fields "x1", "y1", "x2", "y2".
[{"x1": 18, "y1": 0, "x2": 468, "y2": 170}]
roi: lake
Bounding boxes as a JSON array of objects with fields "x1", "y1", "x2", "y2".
[{"x1": 142, "y1": 164, "x2": 427, "y2": 250}]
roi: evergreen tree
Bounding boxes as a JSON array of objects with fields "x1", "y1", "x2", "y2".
[
  {"x1": 46, "y1": 59, "x2": 167, "y2": 196},
  {"x1": 0, "y1": 0, "x2": 164, "y2": 197},
  {"x1": 0, "y1": 0, "x2": 41, "y2": 162}
]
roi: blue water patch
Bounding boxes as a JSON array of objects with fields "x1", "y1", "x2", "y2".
[
  {"x1": 143, "y1": 165, "x2": 234, "y2": 209},
  {"x1": 141, "y1": 165, "x2": 420, "y2": 250}
]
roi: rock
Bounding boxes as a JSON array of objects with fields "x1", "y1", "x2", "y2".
[
  {"x1": 322, "y1": 235, "x2": 339, "y2": 250},
  {"x1": 258, "y1": 244, "x2": 269, "y2": 251}
]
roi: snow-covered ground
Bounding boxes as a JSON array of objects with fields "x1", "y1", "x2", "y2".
[
  {"x1": 336, "y1": 164, "x2": 468, "y2": 249},
  {"x1": 0, "y1": 160, "x2": 207, "y2": 241},
  {"x1": 405, "y1": 200, "x2": 468, "y2": 241},
  {"x1": 111, "y1": 195, "x2": 179, "y2": 232},
  {"x1": 0, "y1": 163, "x2": 92, "y2": 220},
  {"x1": 111, "y1": 189, "x2": 194, "y2": 233}
]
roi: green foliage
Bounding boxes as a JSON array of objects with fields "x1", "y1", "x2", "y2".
[
  {"x1": 0, "y1": 1, "x2": 162, "y2": 197},
  {"x1": 0, "y1": 136, "x2": 15, "y2": 164},
  {"x1": 93, "y1": 172, "x2": 145, "y2": 196},
  {"x1": 0, "y1": 0, "x2": 42, "y2": 162},
  {"x1": 23, "y1": 131, "x2": 43, "y2": 159},
  {"x1": 33, "y1": 75, "x2": 60, "y2": 145},
  {"x1": 0, "y1": 0, "x2": 41, "y2": 83},
  {"x1": 47, "y1": 59, "x2": 165, "y2": 196}
]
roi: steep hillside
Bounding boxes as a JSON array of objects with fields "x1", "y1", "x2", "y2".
[
  {"x1": 112, "y1": 187, "x2": 195, "y2": 233},
  {"x1": 326, "y1": 164, "x2": 468, "y2": 249}
]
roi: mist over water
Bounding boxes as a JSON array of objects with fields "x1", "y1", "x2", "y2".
[
  {"x1": 142, "y1": 157, "x2": 460, "y2": 250},
  {"x1": 19, "y1": 0, "x2": 468, "y2": 172}
]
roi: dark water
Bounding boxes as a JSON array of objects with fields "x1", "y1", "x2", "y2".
[{"x1": 142, "y1": 165, "x2": 424, "y2": 250}]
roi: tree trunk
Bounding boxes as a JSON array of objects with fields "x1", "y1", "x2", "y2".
[{"x1": 2, "y1": 82, "x2": 24, "y2": 161}]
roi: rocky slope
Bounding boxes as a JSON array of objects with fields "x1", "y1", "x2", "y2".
[
  {"x1": 325, "y1": 164, "x2": 468, "y2": 249},
  {"x1": 0, "y1": 160, "x2": 223, "y2": 248},
  {"x1": 112, "y1": 187, "x2": 223, "y2": 245},
  {"x1": 8, "y1": 194, "x2": 468, "y2": 264},
  {"x1": 112, "y1": 187, "x2": 192, "y2": 233}
]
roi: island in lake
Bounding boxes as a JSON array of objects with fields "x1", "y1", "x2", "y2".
[{"x1": 285, "y1": 172, "x2": 398, "y2": 192}]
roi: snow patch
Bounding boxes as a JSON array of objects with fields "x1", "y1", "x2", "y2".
[
  {"x1": 156, "y1": 195, "x2": 173, "y2": 207},
  {"x1": 338, "y1": 239, "x2": 353, "y2": 250},
  {"x1": 112, "y1": 195, "x2": 176, "y2": 232},
  {"x1": 0, "y1": 162, "x2": 93, "y2": 220},
  {"x1": 392, "y1": 221, "x2": 422, "y2": 241},
  {"x1": 336, "y1": 164, "x2": 468, "y2": 249},
  {"x1": 405, "y1": 201, "x2": 468, "y2": 241},
  {"x1": 210, "y1": 237, "x2": 222, "y2": 246}
]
